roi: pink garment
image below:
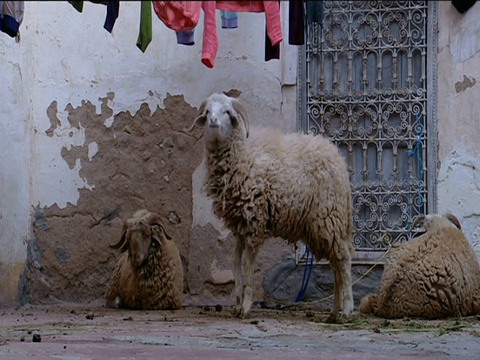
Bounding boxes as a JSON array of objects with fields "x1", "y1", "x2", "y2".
[
  {"x1": 153, "y1": 1, "x2": 201, "y2": 31},
  {"x1": 201, "y1": 1, "x2": 283, "y2": 68}
]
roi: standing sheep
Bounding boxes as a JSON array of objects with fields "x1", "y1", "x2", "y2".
[
  {"x1": 105, "y1": 209, "x2": 183, "y2": 310},
  {"x1": 359, "y1": 213, "x2": 480, "y2": 319},
  {"x1": 190, "y1": 93, "x2": 354, "y2": 321}
]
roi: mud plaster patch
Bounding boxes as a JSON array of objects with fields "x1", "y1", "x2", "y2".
[
  {"x1": 455, "y1": 75, "x2": 476, "y2": 93},
  {"x1": 27, "y1": 93, "x2": 204, "y2": 304}
]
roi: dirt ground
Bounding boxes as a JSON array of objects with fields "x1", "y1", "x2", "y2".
[{"x1": 1, "y1": 302, "x2": 480, "y2": 359}]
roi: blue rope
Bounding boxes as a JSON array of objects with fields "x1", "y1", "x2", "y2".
[
  {"x1": 406, "y1": 113, "x2": 424, "y2": 222},
  {"x1": 295, "y1": 245, "x2": 314, "y2": 303}
]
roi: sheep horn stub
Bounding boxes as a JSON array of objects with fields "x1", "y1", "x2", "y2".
[{"x1": 144, "y1": 213, "x2": 172, "y2": 240}]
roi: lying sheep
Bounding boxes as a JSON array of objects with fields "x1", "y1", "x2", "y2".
[
  {"x1": 189, "y1": 93, "x2": 354, "y2": 321},
  {"x1": 105, "y1": 209, "x2": 183, "y2": 310},
  {"x1": 360, "y1": 213, "x2": 480, "y2": 319}
]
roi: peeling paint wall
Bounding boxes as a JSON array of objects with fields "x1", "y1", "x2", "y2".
[
  {"x1": 0, "y1": 2, "x2": 297, "y2": 306},
  {"x1": 4, "y1": 1, "x2": 480, "y2": 309},
  {"x1": 437, "y1": 2, "x2": 480, "y2": 256}
]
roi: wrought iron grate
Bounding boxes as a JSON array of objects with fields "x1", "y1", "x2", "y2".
[{"x1": 299, "y1": 1, "x2": 434, "y2": 261}]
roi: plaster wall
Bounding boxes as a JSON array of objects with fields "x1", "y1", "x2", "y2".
[
  {"x1": 0, "y1": 1, "x2": 296, "y2": 306},
  {"x1": 0, "y1": 1, "x2": 37, "y2": 305},
  {"x1": 4, "y1": 1, "x2": 480, "y2": 309},
  {"x1": 437, "y1": 2, "x2": 480, "y2": 255}
]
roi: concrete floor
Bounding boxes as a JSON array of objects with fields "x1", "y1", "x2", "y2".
[{"x1": 1, "y1": 304, "x2": 479, "y2": 359}]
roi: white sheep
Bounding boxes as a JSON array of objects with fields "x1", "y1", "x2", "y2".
[
  {"x1": 359, "y1": 213, "x2": 480, "y2": 319},
  {"x1": 105, "y1": 209, "x2": 183, "y2": 310},
  {"x1": 189, "y1": 93, "x2": 354, "y2": 321}
]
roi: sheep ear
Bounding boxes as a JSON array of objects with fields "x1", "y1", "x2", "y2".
[
  {"x1": 185, "y1": 99, "x2": 208, "y2": 133},
  {"x1": 411, "y1": 215, "x2": 425, "y2": 230},
  {"x1": 230, "y1": 97, "x2": 250, "y2": 138},
  {"x1": 445, "y1": 213, "x2": 461, "y2": 229}
]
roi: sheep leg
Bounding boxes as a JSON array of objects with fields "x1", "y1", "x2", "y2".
[
  {"x1": 327, "y1": 262, "x2": 343, "y2": 323},
  {"x1": 339, "y1": 250, "x2": 354, "y2": 317},
  {"x1": 238, "y1": 243, "x2": 258, "y2": 318},
  {"x1": 233, "y1": 236, "x2": 245, "y2": 317},
  {"x1": 328, "y1": 252, "x2": 354, "y2": 323}
]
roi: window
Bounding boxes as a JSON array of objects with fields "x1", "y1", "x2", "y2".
[{"x1": 298, "y1": 1, "x2": 438, "y2": 262}]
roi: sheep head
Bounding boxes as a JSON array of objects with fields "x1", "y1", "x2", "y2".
[
  {"x1": 110, "y1": 211, "x2": 172, "y2": 268},
  {"x1": 412, "y1": 213, "x2": 461, "y2": 232},
  {"x1": 189, "y1": 93, "x2": 250, "y2": 143}
]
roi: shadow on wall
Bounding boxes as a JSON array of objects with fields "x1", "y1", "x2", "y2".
[{"x1": 19, "y1": 94, "x2": 204, "y2": 305}]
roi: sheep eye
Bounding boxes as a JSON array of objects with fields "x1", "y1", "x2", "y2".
[
  {"x1": 205, "y1": 109, "x2": 209, "y2": 115},
  {"x1": 226, "y1": 110, "x2": 231, "y2": 116}
]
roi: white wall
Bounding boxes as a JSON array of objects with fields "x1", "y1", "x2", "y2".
[
  {"x1": 0, "y1": 1, "x2": 297, "y2": 304},
  {"x1": 437, "y1": 2, "x2": 480, "y2": 255},
  {"x1": 0, "y1": 1, "x2": 34, "y2": 303},
  {"x1": 4, "y1": 1, "x2": 479, "y2": 306}
]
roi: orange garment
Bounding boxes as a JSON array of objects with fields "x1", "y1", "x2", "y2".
[
  {"x1": 201, "y1": 1, "x2": 283, "y2": 68},
  {"x1": 152, "y1": 1, "x2": 201, "y2": 31}
]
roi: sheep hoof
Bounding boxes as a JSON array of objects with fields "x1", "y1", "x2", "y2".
[
  {"x1": 233, "y1": 305, "x2": 251, "y2": 319},
  {"x1": 233, "y1": 306, "x2": 245, "y2": 318},
  {"x1": 328, "y1": 312, "x2": 353, "y2": 324},
  {"x1": 325, "y1": 314, "x2": 338, "y2": 324}
]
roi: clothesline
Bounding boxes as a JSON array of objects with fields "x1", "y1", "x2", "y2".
[{"x1": 0, "y1": 1, "x2": 323, "y2": 69}]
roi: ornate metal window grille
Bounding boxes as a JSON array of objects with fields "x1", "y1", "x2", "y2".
[{"x1": 297, "y1": 1, "x2": 437, "y2": 262}]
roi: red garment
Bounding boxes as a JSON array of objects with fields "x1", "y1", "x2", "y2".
[
  {"x1": 152, "y1": 1, "x2": 201, "y2": 31},
  {"x1": 201, "y1": 1, "x2": 283, "y2": 68}
]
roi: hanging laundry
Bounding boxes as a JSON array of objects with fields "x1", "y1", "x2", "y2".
[
  {"x1": 137, "y1": 1, "x2": 152, "y2": 52},
  {"x1": 0, "y1": 1, "x2": 24, "y2": 38},
  {"x1": 288, "y1": 0, "x2": 304, "y2": 45},
  {"x1": 68, "y1": 0, "x2": 84, "y2": 13},
  {"x1": 452, "y1": 0, "x2": 476, "y2": 13},
  {"x1": 152, "y1": 1, "x2": 201, "y2": 31},
  {"x1": 306, "y1": 1, "x2": 323, "y2": 26},
  {"x1": 201, "y1": 1, "x2": 283, "y2": 69},
  {"x1": 68, "y1": 1, "x2": 120, "y2": 33},
  {"x1": 176, "y1": 29, "x2": 195, "y2": 46},
  {"x1": 221, "y1": 11, "x2": 238, "y2": 29},
  {"x1": 265, "y1": 1, "x2": 280, "y2": 61},
  {"x1": 289, "y1": 0, "x2": 324, "y2": 46},
  {"x1": 265, "y1": 25, "x2": 279, "y2": 61},
  {"x1": 103, "y1": 1, "x2": 119, "y2": 33}
]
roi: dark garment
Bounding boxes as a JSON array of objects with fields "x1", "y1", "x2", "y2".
[
  {"x1": 306, "y1": 0, "x2": 323, "y2": 25},
  {"x1": 288, "y1": 0, "x2": 324, "y2": 46},
  {"x1": 1, "y1": 1, "x2": 24, "y2": 38},
  {"x1": 451, "y1": 0, "x2": 476, "y2": 13},
  {"x1": 68, "y1": 1, "x2": 119, "y2": 33},
  {"x1": 1, "y1": 14, "x2": 19, "y2": 37},
  {"x1": 265, "y1": 24, "x2": 280, "y2": 61},
  {"x1": 265, "y1": 0, "x2": 280, "y2": 61},
  {"x1": 68, "y1": 1, "x2": 84, "y2": 12},
  {"x1": 104, "y1": 1, "x2": 119, "y2": 33},
  {"x1": 289, "y1": 0, "x2": 304, "y2": 45}
]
